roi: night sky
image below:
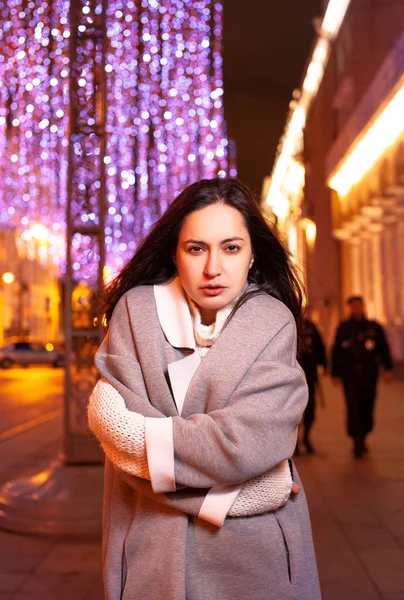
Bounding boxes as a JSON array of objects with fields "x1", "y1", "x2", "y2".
[{"x1": 223, "y1": 0, "x2": 324, "y2": 196}]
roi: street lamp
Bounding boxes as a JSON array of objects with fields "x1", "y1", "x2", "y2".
[{"x1": 1, "y1": 272, "x2": 15, "y2": 285}]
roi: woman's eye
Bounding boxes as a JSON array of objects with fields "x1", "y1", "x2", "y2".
[
  {"x1": 188, "y1": 246, "x2": 204, "y2": 254},
  {"x1": 225, "y1": 245, "x2": 241, "y2": 253}
]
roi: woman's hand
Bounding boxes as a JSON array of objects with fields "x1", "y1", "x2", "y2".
[{"x1": 291, "y1": 481, "x2": 301, "y2": 495}]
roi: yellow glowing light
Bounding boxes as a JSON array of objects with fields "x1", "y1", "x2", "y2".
[
  {"x1": 93, "y1": 315, "x2": 108, "y2": 328},
  {"x1": 305, "y1": 221, "x2": 317, "y2": 244},
  {"x1": 103, "y1": 265, "x2": 112, "y2": 285},
  {"x1": 29, "y1": 224, "x2": 49, "y2": 243},
  {"x1": 267, "y1": 1, "x2": 352, "y2": 209},
  {"x1": 287, "y1": 223, "x2": 298, "y2": 259},
  {"x1": 312, "y1": 38, "x2": 328, "y2": 63},
  {"x1": 322, "y1": 0, "x2": 352, "y2": 36},
  {"x1": 72, "y1": 280, "x2": 92, "y2": 301},
  {"x1": 328, "y1": 82, "x2": 404, "y2": 196},
  {"x1": 284, "y1": 159, "x2": 305, "y2": 196},
  {"x1": 46, "y1": 343, "x2": 54, "y2": 351},
  {"x1": 103, "y1": 265, "x2": 119, "y2": 286},
  {"x1": 303, "y1": 61, "x2": 323, "y2": 93},
  {"x1": 272, "y1": 194, "x2": 290, "y2": 220},
  {"x1": 2, "y1": 272, "x2": 15, "y2": 284},
  {"x1": 288, "y1": 106, "x2": 306, "y2": 137}
]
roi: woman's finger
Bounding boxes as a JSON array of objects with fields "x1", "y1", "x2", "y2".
[{"x1": 291, "y1": 481, "x2": 301, "y2": 495}]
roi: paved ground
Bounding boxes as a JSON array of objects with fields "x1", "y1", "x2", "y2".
[
  {"x1": 0, "y1": 367, "x2": 63, "y2": 436},
  {"x1": 296, "y1": 373, "x2": 404, "y2": 600},
  {"x1": 0, "y1": 375, "x2": 403, "y2": 599}
]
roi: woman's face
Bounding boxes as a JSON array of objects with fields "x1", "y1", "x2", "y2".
[{"x1": 176, "y1": 202, "x2": 254, "y2": 323}]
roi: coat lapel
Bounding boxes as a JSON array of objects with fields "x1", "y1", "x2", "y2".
[
  {"x1": 154, "y1": 280, "x2": 274, "y2": 419},
  {"x1": 154, "y1": 278, "x2": 201, "y2": 415},
  {"x1": 180, "y1": 293, "x2": 279, "y2": 418},
  {"x1": 154, "y1": 277, "x2": 195, "y2": 350}
]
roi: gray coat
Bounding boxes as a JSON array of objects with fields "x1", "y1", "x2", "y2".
[{"x1": 95, "y1": 280, "x2": 321, "y2": 600}]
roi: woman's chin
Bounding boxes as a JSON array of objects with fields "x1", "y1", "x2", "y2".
[{"x1": 195, "y1": 292, "x2": 235, "y2": 311}]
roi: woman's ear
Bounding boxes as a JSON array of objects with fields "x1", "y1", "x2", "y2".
[{"x1": 249, "y1": 256, "x2": 254, "y2": 269}]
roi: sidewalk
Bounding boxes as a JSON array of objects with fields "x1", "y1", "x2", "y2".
[
  {"x1": 0, "y1": 377, "x2": 403, "y2": 599},
  {"x1": 296, "y1": 375, "x2": 404, "y2": 600},
  {"x1": 0, "y1": 418, "x2": 103, "y2": 600}
]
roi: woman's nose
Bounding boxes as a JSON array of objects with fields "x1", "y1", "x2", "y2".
[{"x1": 204, "y1": 252, "x2": 221, "y2": 277}]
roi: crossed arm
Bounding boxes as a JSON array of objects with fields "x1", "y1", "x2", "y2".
[
  {"x1": 89, "y1": 298, "x2": 307, "y2": 526},
  {"x1": 88, "y1": 379, "x2": 298, "y2": 521}
]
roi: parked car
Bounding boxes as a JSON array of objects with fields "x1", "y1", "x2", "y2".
[{"x1": 0, "y1": 342, "x2": 65, "y2": 369}]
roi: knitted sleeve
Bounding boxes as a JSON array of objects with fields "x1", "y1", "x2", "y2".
[
  {"x1": 88, "y1": 379, "x2": 150, "y2": 480},
  {"x1": 228, "y1": 461, "x2": 292, "y2": 517},
  {"x1": 88, "y1": 379, "x2": 293, "y2": 515}
]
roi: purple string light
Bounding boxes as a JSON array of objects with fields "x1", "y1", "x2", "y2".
[{"x1": 0, "y1": 0, "x2": 235, "y2": 273}]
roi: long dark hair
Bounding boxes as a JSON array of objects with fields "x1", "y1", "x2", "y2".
[{"x1": 103, "y1": 177, "x2": 303, "y2": 338}]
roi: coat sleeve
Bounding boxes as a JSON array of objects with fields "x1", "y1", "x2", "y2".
[
  {"x1": 94, "y1": 294, "x2": 167, "y2": 419},
  {"x1": 88, "y1": 380, "x2": 294, "y2": 526},
  {"x1": 167, "y1": 319, "x2": 308, "y2": 489},
  {"x1": 91, "y1": 295, "x2": 244, "y2": 525},
  {"x1": 110, "y1": 461, "x2": 292, "y2": 528},
  {"x1": 96, "y1": 293, "x2": 304, "y2": 498},
  {"x1": 331, "y1": 324, "x2": 344, "y2": 378},
  {"x1": 94, "y1": 294, "x2": 178, "y2": 491},
  {"x1": 111, "y1": 464, "x2": 210, "y2": 521}
]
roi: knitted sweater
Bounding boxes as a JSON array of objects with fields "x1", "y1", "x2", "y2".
[
  {"x1": 187, "y1": 294, "x2": 236, "y2": 357},
  {"x1": 88, "y1": 298, "x2": 293, "y2": 518}
]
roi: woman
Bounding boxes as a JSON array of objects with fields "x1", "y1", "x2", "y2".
[{"x1": 88, "y1": 178, "x2": 321, "y2": 599}]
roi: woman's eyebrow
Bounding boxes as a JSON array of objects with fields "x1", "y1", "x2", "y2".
[
  {"x1": 221, "y1": 237, "x2": 244, "y2": 244},
  {"x1": 183, "y1": 236, "x2": 244, "y2": 244}
]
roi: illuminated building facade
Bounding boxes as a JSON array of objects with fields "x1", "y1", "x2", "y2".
[
  {"x1": 0, "y1": 231, "x2": 61, "y2": 345},
  {"x1": 266, "y1": 0, "x2": 404, "y2": 358}
]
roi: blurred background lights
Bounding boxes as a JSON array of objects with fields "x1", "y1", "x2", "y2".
[
  {"x1": 266, "y1": 0, "x2": 353, "y2": 210},
  {"x1": 2, "y1": 272, "x2": 15, "y2": 285},
  {"x1": 328, "y1": 83, "x2": 404, "y2": 196},
  {"x1": 305, "y1": 220, "x2": 317, "y2": 245},
  {"x1": 0, "y1": 0, "x2": 234, "y2": 273}
]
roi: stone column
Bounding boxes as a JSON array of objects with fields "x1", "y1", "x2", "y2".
[
  {"x1": 349, "y1": 237, "x2": 362, "y2": 296},
  {"x1": 381, "y1": 216, "x2": 398, "y2": 327},
  {"x1": 368, "y1": 223, "x2": 386, "y2": 324},
  {"x1": 340, "y1": 239, "x2": 352, "y2": 308},
  {"x1": 392, "y1": 204, "x2": 404, "y2": 361},
  {"x1": 359, "y1": 232, "x2": 373, "y2": 316},
  {"x1": 396, "y1": 213, "x2": 404, "y2": 325}
]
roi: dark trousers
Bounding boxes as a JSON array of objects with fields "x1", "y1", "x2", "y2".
[{"x1": 342, "y1": 375, "x2": 378, "y2": 438}]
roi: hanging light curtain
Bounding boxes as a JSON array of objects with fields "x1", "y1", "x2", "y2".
[{"x1": 0, "y1": 0, "x2": 233, "y2": 275}]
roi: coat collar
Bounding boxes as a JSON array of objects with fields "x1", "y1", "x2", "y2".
[
  {"x1": 153, "y1": 278, "x2": 290, "y2": 417},
  {"x1": 154, "y1": 277, "x2": 198, "y2": 415},
  {"x1": 153, "y1": 277, "x2": 196, "y2": 350}
]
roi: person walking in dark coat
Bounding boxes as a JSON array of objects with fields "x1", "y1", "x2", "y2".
[
  {"x1": 331, "y1": 296, "x2": 393, "y2": 458},
  {"x1": 297, "y1": 317, "x2": 327, "y2": 454}
]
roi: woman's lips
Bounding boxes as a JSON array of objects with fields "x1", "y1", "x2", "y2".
[{"x1": 200, "y1": 286, "x2": 227, "y2": 297}]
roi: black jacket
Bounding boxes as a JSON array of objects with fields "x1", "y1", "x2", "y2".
[{"x1": 331, "y1": 317, "x2": 392, "y2": 378}]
